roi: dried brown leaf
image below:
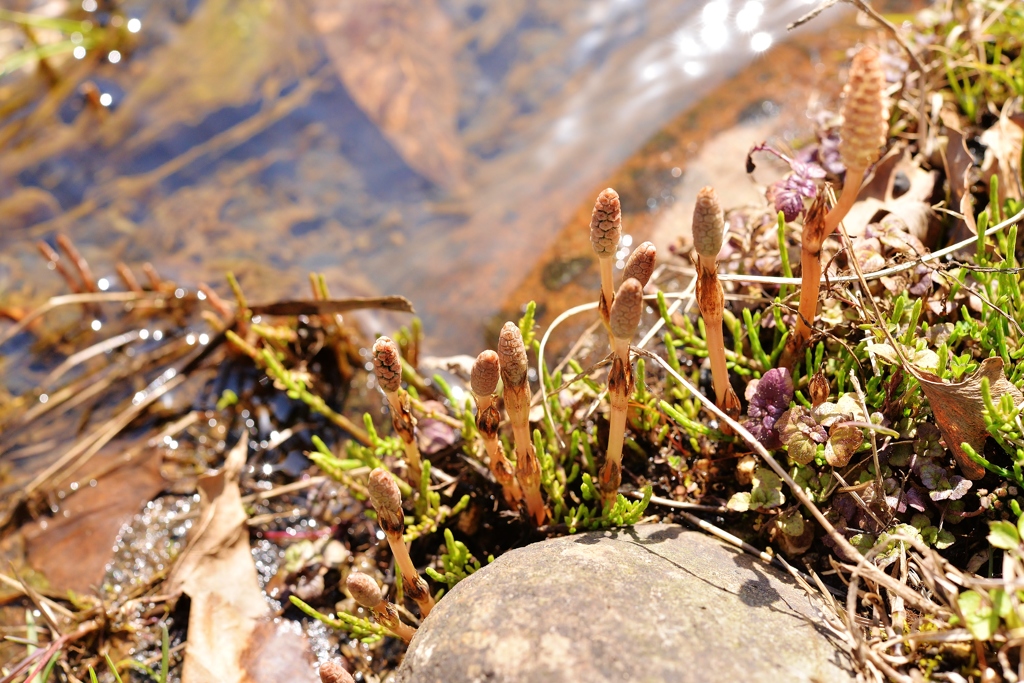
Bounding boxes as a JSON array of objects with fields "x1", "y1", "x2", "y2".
[
  {"x1": 167, "y1": 438, "x2": 318, "y2": 683},
  {"x1": 311, "y1": 0, "x2": 465, "y2": 189},
  {"x1": 841, "y1": 151, "x2": 936, "y2": 241},
  {"x1": 916, "y1": 357, "x2": 1023, "y2": 480},
  {"x1": 980, "y1": 110, "x2": 1024, "y2": 203}
]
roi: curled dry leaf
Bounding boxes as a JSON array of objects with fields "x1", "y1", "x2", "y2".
[
  {"x1": 167, "y1": 438, "x2": 318, "y2": 683},
  {"x1": 916, "y1": 357, "x2": 1024, "y2": 480}
]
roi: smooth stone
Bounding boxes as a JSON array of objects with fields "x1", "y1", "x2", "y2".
[{"x1": 397, "y1": 524, "x2": 854, "y2": 683}]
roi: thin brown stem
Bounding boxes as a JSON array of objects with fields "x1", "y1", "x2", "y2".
[
  {"x1": 473, "y1": 395, "x2": 522, "y2": 505},
  {"x1": 384, "y1": 389, "x2": 423, "y2": 484},
  {"x1": 794, "y1": 243, "x2": 822, "y2": 349},
  {"x1": 824, "y1": 165, "x2": 866, "y2": 236},
  {"x1": 509, "y1": 414, "x2": 545, "y2": 524},
  {"x1": 599, "y1": 353, "x2": 630, "y2": 506},
  {"x1": 386, "y1": 531, "x2": 434, "y2": 617}
]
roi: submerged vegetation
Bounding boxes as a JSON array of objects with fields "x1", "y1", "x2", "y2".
[{"x1": 2, "y1": 0, "x2": 1024, "y2": 681}]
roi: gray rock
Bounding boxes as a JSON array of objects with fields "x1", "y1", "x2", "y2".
[{"x1": 398, "y1": 524, "x2": 854, "y2": 683}]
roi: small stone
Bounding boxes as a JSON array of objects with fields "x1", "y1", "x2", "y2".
[{"x1": 397, "y1": 524, "x2": 853, "y2": 683}]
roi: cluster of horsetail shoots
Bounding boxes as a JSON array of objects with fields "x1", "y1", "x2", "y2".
[
  {"x1": 795, "y1": 45, "x2": 888, "y2": 350},
  {"x1": 372, "y1": 336, "x2": 422, "y2": 484},
  {"x1": 590, "y1": 188, "x2": 622, "y2": 325},
  {"x1": 598, "y1": 276, "x2": 644, "y2": 505},
  {"x1": 346, "y1": 572, "x2": 417, "y2": 643},
  {"x1": 498, "y1": 322, "x2": 546, "y2": 524},
  {"x1": 692, "y1": 186, "x2": 740, "y2": 418},
  {"x1": 367, "y1": 468, "x2": 435, "y2": 617},
  {"x1": 471, "y1": 350, "x2": 522, "y2": 505}
]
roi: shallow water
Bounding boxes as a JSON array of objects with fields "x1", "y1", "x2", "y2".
[{"x1": 0, "y1": 0, "x2": 829, "y2": 356}]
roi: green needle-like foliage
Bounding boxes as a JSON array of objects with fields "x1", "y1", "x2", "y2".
[{"x1": 290, "y1": 595, "x2": 387, "y2": 644}]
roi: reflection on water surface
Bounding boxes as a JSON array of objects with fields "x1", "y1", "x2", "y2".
[{"x1": 1, "y1": 0, "x2": 827, "y2": 354}]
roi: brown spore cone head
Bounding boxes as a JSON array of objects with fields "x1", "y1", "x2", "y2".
[
  {"x1": 839, "y1": 45, "x2": 888, "y2": 171},
  {"x1": 471, "y1": 350, "x2": 501, "y2": 396},
  {"x1": 590, "y1": 188, "x2": 622, "y2": 258},
  {"x1": 319, "y1": 660, "x2": 355, "y2": 683},
  {"x1": 692, "y1": 186, "x2": 725, "y2": 260},
  {"x1": 609, "y1": 278, "x2": 644, "y2": 341},
  {"x1": 371, "y1": 336, "x2": 403, "y2": 393},
  {"x1": 498, "y1": 321, "x2": 528, "y2": 388},
  {"x1": 367, "y1": 468, "x2": 402, "y2": 518},
  {"x1": 346, "y1": 572, "x2": 383, "y2": 609},
  {"x1": 623, "y1": 241, "x2": 657, "y2": 287}
]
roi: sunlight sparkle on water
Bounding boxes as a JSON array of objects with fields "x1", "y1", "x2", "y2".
[
  {"x1": 97, "y1": 277, "x2": 109, "y2": 290},
  {"x1": 751, "y1": 31, "x2": 772, "y2": 52},
  {"x1": 127, "y1": 18, "x2": 141, "y2": 33},
  {"x1": 735, "y1": 1, "x2": 763, "y2": 32},
  {"x1": 91, "y1": 320, "x2": 101, "y2": 331},
  {"x1": 683, "y1": 61, "x2": 705, "y2": 77},
  {"x1": 673, "y1": 32, "x2": 701, "y2": 58},
  {"x1": 642, "y1": 62, "x2": 666, "y2": 82},
  {"x1": 702, "y1": 0, "x2": 730, "y2": 24},
  {"x1": 701, "y1": 23, "x2": 728, "y2": 50},
  {"x1": 73, "y1": 46, "x2": 86, "y2": 59},
  {"x1": 108, "y1": 50, "x2": 121, "y2": 64},
  {"x1": 99, "y1": 93, "x2": 112, "y2": 107}
]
